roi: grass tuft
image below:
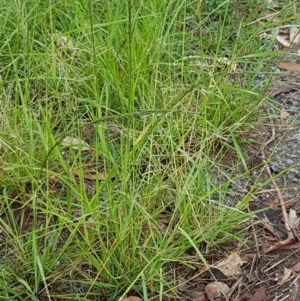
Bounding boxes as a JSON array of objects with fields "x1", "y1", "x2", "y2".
[{"x1": 0, "y1": 0, "x2": 297, "y2": 299}]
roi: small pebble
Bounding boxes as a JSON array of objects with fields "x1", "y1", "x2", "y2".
[
  {"x1": 291, "y1": 133, "x2": 300, "y2": 140},
  {"x1": 283, "y1": 192, "x2": 294, "y2": 199},
  {"x1": 270, "y1": 162, "x2": 284, "y2": 173}
]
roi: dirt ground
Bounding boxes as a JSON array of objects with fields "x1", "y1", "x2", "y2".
[{"x1": 175, "y1": 46, "x2": 300, "y2": 300}]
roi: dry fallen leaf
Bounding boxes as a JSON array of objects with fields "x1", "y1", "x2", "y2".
[
  {"x1": 288, "y1": 209, "x2": 300, "y2": 229},
  {"x1": 214, "y1": 252, "x2": 247, "y2": 277},
  {"x1": 246, "y1": 287, "x2": 266, "y2": 301},
  {"x1": 264, "y1": 12, "x2": 280, "y2": 22},
  {"x1": 280, "y1": 107, "x2": 290, "y2": 119},
  {"x1": 277, "y1": 267, "x2": 292, "y2": 286},
  {"x1": 290, "y1": 27, "x2": 300, "y2": 45},
  {"x1": 267, "y1": 85, "x2": 299, "y2": 97},
  {"x1": 205, "y1": 282, "x2": 230, "y2": 301},
  {"x1": 275, "y1": 27, "x2": 300, "y2": 48},
  {"x1": 292, "y1": 262, "x2": 300, "y2": 273},
  {"x1": 279, "y1": 62, "x2": 300, "y2": 72},
  {"x1": 276, "y1": 35, "x2": 291, "y2": 47},
  {"x1": 120, "y1": 297, "x2": 141, "y2": 301},
  {"x1": 61, "y1": 136, "x2": 90, "y2": 151}
]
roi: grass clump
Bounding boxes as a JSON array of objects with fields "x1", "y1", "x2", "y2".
[{"x1": 0, "y1": 0, "x2": 297, "y2": 300}]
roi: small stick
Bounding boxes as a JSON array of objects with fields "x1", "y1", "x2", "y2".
[
  {"x1": 227, "y1": 276, "x2": 243, "y2": 298},
  {"x1": 262, "y1": 237, "x2": 295, "y2": 254},
  {"x1": 248, "y1": 253, "x2": 257, "y2": 281}
]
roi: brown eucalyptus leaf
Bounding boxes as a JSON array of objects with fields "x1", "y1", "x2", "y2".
[
  {"x1": 215, "y1": 253, "x2": 247, "y2": 277},
  {"x1": 267, "y1": 85, "x2": 299, "y2": 97},
  {"x1": 292, "y1": 262, "x2": 300, "y2": 273},
  {"x1": 279, "y1": 62, "x2": 300, "y2": 72}
]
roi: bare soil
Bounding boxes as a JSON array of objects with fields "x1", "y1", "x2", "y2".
[{"x1": 175, "y1": 61, "x2": 300, "y2": 301}]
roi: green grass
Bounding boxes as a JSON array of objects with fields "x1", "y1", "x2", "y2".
[{"x1": 0, "y1": 0, "x2": 297, "y2": 300}]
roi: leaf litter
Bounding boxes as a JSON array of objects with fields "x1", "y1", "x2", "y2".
[
  {"x1": 246, "y1": 287, "x2": 266, "y2": 301},
  {"x1": 176, "y1": 10, "x2": 300, "y2": 301}
]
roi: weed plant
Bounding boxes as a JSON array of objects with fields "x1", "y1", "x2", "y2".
[{"x1": 0, "y1": 0, "x2": 297, "y2": 300}]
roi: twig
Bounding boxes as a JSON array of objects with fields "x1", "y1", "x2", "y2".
[
  {"x1": 249, "y1": 208, "x2": 260, "y2": 258},
  {"x1": 227, "y1": 276, "x2": 243, "y2": 298},
  {"x1": 248, "y1": 253, "x2": 257, "y2": 281},
  {"x1": 260, "y1": 109, "x2": 295, "y2": 254},
  {"x1": 262, "y1": 237, "x2": 295, "y2": 254}
]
